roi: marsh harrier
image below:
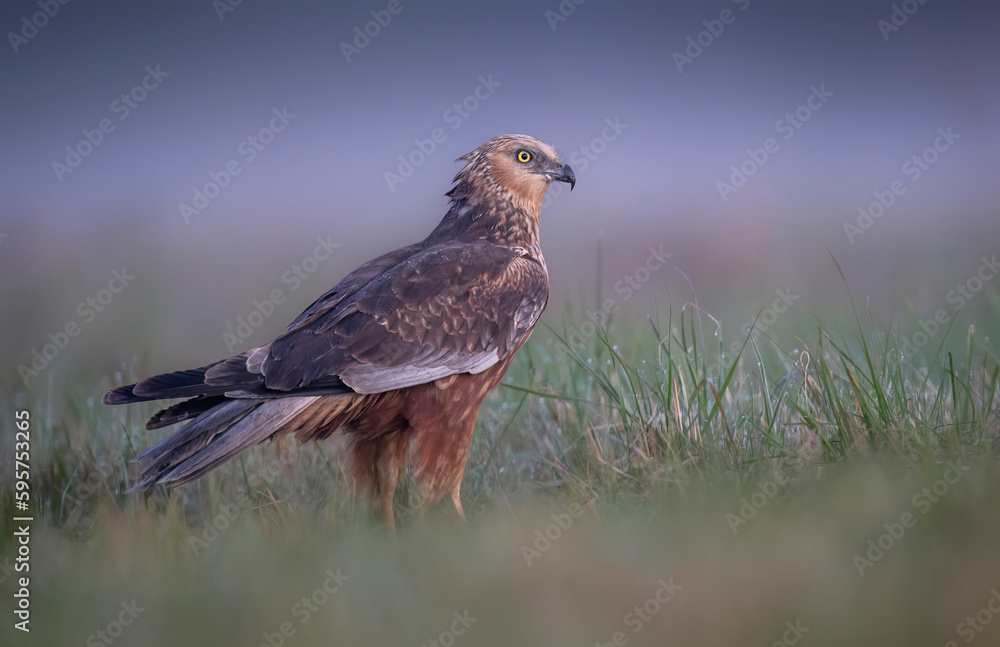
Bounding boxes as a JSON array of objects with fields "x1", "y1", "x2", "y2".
[{"x1": 104, "y1": 134, "x2": 574, "y2": 529}]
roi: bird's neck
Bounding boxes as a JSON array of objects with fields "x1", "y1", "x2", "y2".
[{"x1": 429, "y1": 189, "x2": 542, "y2": 248}]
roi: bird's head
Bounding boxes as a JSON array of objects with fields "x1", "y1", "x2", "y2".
[{"x1": 451, "y1": 134, "x2": 575, "y2": 213}]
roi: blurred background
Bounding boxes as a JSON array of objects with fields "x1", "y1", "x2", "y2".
[
  {"x1": 3, "y1": 4, "x2": 1000, "y2": 645},
  {"x1": 2, "y1": 0, "x2": 998, "y2": 386}
]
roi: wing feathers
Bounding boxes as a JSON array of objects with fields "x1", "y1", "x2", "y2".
[
  {"x1": 204, "y1": 351, "x2": 264, "y2": 387},
  {"x1": 132, "y1": 399, "x2": 258, "y2": 467},
  {"x1": 260, "y1": 242, "x2": 548, "y2": 394},
  {"x1": 138, "y1": 397, "x2": 315, "y2": 488},
  {"x1": 146, "y1": 395, "x2": 229, "y2": 430},
  {"x1": 103, "y1": 364, "x2": 219, "y2": 404},
  {"x1": 108, "y1": 238, "x2": 547, "y2": 464}
]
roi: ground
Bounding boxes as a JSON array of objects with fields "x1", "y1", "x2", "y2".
[{"x1": 2, "y1": 299, "x2": 999, "y2": 646}]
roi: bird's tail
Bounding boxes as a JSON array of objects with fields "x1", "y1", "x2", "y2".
[{"x1": 128, "y1": 396, "x2": 318, "y2": 491}]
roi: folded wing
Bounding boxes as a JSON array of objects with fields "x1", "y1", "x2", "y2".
[{"x1": 261, "y1": 240, "x2": 549, "y2": 393}]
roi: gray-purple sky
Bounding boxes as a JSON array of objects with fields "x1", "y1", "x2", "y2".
[{"x1": 2, "y1": 0, "x2": 999, "y2": 380}]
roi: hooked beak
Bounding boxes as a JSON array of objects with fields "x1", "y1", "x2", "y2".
[{"x1": 545, "y1": 163, "x2": 576, "y2": 190}]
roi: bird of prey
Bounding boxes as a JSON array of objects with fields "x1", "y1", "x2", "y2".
[{"x1": 104, "y1": 134, "x2": 575, "y2": 530}]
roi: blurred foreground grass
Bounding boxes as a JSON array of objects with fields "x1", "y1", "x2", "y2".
[{"x1": 2, "y1": 297, "x2": 1000, "y2": 646}]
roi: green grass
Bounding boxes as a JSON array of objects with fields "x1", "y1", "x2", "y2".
[{"x1": 2, "y1": 292, "x2": 999, "y2": 645}]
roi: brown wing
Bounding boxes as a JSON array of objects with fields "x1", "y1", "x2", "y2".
[
  {"x1": 104, "y1": 242, "x2": 422, "y2": 406},
  {"x1": 106, "y1": 240, "x2": 548, "y2": 404},
  {"x1": 256, "y1": 240, "x2": 548, "y2": 394},
  {"x1": 284, "y1": 242, "x2": 424, "y2": 331}
]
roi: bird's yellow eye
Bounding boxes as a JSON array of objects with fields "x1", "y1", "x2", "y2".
[{"x1": 516, "y1": 150, "x2": 532, "y2": 163}]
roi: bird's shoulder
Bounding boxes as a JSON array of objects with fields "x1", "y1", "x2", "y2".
[
  {"x1": 252, "y1": 237, "x2": 548, "y2": 393},
  {"x1": 285, "y1": 241, "x2": 424, "y2": 331},
  {"x1": 290, "y1": 238, "x2": 546, "y2": 334}
]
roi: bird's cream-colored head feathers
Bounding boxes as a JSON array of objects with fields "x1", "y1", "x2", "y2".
[{"x1": 454, "y1": 134, "x2": 575, "y2": 211}]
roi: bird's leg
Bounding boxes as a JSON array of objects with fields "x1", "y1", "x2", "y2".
[
  {"x1": 449, "y1": 481, "x2": 467, "y2": 527},
  {"x1": 376, "y1": 465, "x2": 399, "y2": 532},
  {"x1": 373, "y1": 435, "x2": 411, "y2": 532}
]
